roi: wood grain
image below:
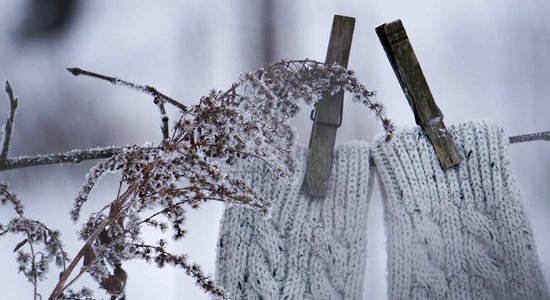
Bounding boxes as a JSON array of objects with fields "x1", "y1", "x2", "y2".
[
  {"x1": 376, "y1": 20, "x2": 461, "y2": 169},
  {"x1": 303, "y1": 15, "x2": 355, "y2": 197}
]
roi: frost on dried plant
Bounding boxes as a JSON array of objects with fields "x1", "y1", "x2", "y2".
[
  {"x1": 0, "y1": 59, "x2": 392, "y2": 299},
  {"x1": 0, "y1": 182, "x2": 69, "y2": 300}
]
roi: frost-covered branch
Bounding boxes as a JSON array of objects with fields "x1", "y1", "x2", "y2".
[
  {"x1": 0, "y1": 82, "x2": 125, "y2": 172},
  {"x1": 509, "y1": 131, "x2": 550, "y2": 144},
  {"x1": 66, "y1": 67, "x2": 188, "y2": 112},
  {"x1": 0, "y1": 146, "x2": 124, "y2": 171},
  {"x1": 1, "y1": 81, "x2": 18, "y2": 160},
  {"x1": 67, "y1": 67, "x2": 178, "y2": 140},
  {"x1": 154, "y1": 96, "x2": 170, "y2": 140},
  {"x1": 131, "y1": 242, "x2": 223, "y2": 296}
]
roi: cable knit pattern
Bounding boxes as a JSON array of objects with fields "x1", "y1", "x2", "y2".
[
  {"x1": 215, "y1": 142, "x2": 370, "y2": 300},
  {"x1": 371, "y1": 120, "x2": 549, "y2": 300}
]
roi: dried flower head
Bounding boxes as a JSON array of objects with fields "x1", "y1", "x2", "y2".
[{"x1": 2, "y1": 59, "x2": 392, "y2": 299}]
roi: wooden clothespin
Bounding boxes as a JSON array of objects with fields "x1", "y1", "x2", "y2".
[
  {"x1": 302, "y1": 15, "x2": 355, "y2": 198},
  {"x1": 376, "y1": 20, "x2": 461, "y2": 169}
]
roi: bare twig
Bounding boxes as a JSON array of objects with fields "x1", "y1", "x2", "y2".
[
  {"x1": 66, "y1": 67, "x2": 188, "y2": 112},
  {"x1": 2, "y1": 81, "x2": 18, "y2": 160},
  {"x1": 0, "y1": 147, "x2": 124, "y2": 171},
  {"x1": 154, "y1": 96, "x2": 169, "y2": 140},
  {"x1": 509, "y1": 131, "x2": 550, "y2": 144}
]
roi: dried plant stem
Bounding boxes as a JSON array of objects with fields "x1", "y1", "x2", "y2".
[
  {"x1": 131, "y1": 243, "x2": 222, "y2": 295},
  {"x1": 24, "y1": 228, "x2": 39, "y2": 300},
  {"x1": 49, "y1": 217, "x2": 112, "y2": 300},
  {"x1": 0, "y1": 147, "x2": 124, "y2": 171},
  {"x1": 48, "y1": 183, "x2": 140, "y2": 300},
  {"x1": 1, "y1": 81, "x2": 18, "y2": 160},
  {"x1": 49, "y1": 159, "x2": 161, "y2": 299},
  {"x1": 60, "y1": 201, "x2": 172, "y2": 299},
  {"x1": 66, "y1": 67, "x2": 188, "y2": 112},
  {"x1": 509, "y1": 131, "x2": 550, "y2": 144},
  {"x1": 154, "y1": 96, "x2": 170, "y2": 140}
]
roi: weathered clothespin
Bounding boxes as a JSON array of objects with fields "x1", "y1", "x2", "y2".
[
  {"x1": 302, "y1": 15, "x2": 355, "y2": 198},
  {"x1": 376, "y1": 20, "x2": 461, "y2": 169}
]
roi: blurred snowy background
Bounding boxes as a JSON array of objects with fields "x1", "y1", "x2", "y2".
[{"x1": 0, "y1": 0, "x2": 548, "y2": 299}]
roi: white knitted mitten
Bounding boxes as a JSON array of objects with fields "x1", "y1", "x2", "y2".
[
  {"x1": 371, "y1": 120, "x2": 549, "y2": 300},
  {"x1": 215, "y1": 142, "x2": 371, "y2": 299}
]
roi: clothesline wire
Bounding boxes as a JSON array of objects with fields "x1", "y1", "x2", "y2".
[{"x1": 509, "y1": 131, "x2": 549, "y2": 144}]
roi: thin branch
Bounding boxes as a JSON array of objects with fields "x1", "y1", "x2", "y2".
[
  {"x1": 509, "y1": 131, "x2": 550, "y2": 144},
  {"x1": 153, "y1": 96, "x2": 169, "y2": 140},
  {"x1": 131, "y1": 243, "x2": 223, "y2": 296},
  {"x1": 66, "y1": 67, "x2": 188, "y2": 112},
  {"x1": 0, "y1": 147, "x2": 123, "y2": 171},
  {"x1": 24, "y1": 226, "x2": 39, "y2": 300},
  {"x1": 49, "y1": 218, "x2": 111, "y2": 300},
  {"x1": 50, "y1": 158, "x2": 161, "y2": 300},
  {"x1": 29, "y1": 220, "x2": 68, "y2": 271},
  {"x1": 48, "y1": 183, "x2": 140, "y2": 300},
  {"x1": 136, "y1": 198, "x2": 190, "y2": 228},
  {"x1": 2, "y1": 81, "x2": 18, "y2": 160}
]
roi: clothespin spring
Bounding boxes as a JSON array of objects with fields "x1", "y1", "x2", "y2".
[{"x1": 309, "y1": 101, "x2": 343, "y2": 128}]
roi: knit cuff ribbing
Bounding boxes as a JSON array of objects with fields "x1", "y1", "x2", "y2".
[
  {"x1": 371, "y1": 120, "x2": 549, "y2": 300},
  {"x1": 215, "y1": 142, "x2": 371, "y2": 300}
]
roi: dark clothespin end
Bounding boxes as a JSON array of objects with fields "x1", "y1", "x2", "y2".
[
  {"x1": 376, "y1": 19, "x2": 461, "y2": 169},
  {"x1": 302, "y1": 15, "x2": 355, "y2": 198}
]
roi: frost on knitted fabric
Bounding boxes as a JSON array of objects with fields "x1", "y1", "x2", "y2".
[
  {"x1": 371, "y1": 120, "x2": 549, "y2": 300},
  {"x1": 215, "y1": 142, "x2": 370, "y2": 300}
]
